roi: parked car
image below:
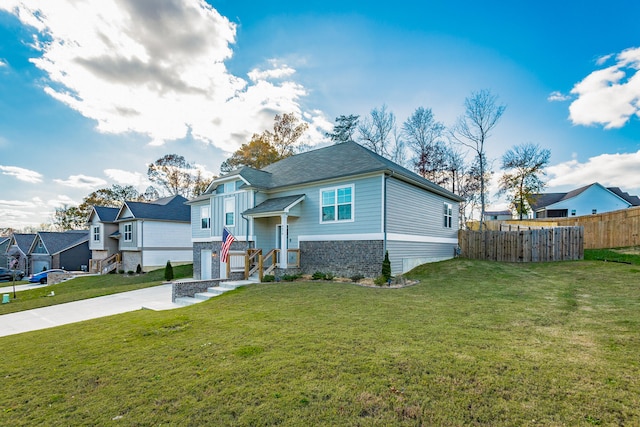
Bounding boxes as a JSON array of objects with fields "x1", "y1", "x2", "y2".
[
  {"x1": 0, "y1": 267, "x2": 25, "y2": 282},
  {"x1": 28, "y1": 269, "x2": 66, "y2": 284}
]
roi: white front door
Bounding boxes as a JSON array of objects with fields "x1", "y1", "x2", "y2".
[{"x1": 201, "y1": 249, "x2": 212, "y2": 280}]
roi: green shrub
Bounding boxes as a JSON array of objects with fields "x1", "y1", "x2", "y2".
[
  {"x1": 374, "y1": 275, "x2": 388, "y2": 286},
  {"x1": 262, "y1": 275, "x2": 275, "y2": 282},
  {"x1": 127, "y1": 270, "x2": 134, "y2": 275},
  {"x1": 350, "y1": 274, "x2": 364, "y2": 283},
  {"x1": 164, "y1": 260, "x2": 174, "y2": 281},
  {"x1": 118, "y1": 270, "x2": 125, "y2": 274},
  {"x1": 136, "y1": 264, "x2": 142, "y2": 274},
  {"x1": 382, "y1": 251, "x2": 391, "y2": 281},
  {"x1": 281, "y1": 274, "x2": 301, "y2": 282},
  {"x1": 312, "y1": 271, "x2": 326, "y2": 280},
  {"x1": 325, "y1": 272, "x2": 334, "y2": 281}
]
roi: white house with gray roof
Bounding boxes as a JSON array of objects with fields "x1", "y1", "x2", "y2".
[
  {"x1": 187, "y1": 141, "x2": 463, "y2": 279},
  {"x1": 112, "y1": 195, "x2": 193, "y2": 272},
  {"x1": 531, "y1": 182, "x2": 640, "y2": 218}
]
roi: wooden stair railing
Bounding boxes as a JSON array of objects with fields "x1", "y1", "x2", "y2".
[{"x1": 243, "y1": 248, "x2": 301, "y2": 281}]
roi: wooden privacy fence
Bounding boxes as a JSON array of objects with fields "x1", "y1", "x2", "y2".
[
  {"x1": 486, "y1": 206, "x2": 640, "y2": 249},
  {"x1": 458, "y1": 226, "x2": 584, "y2": 262}
]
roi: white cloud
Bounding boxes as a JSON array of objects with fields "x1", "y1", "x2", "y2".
[
  {"x1": 0, "y1": 199, "x2": 38, "y2": 208},
  {"x1": 47, "y1": 195, "x2": 77, "y2": 208},
  {"x1": 569, "y1": 46, "x2": 640, "y2": 129},
  {"x1": 54, "y1": 174, "x2": 107, "y2": 189},
  {"x1": 0, "y1": 165, "x2": 43, "y2": 183},
  {"x1": 1, "y1": 0, "x2": 320, "y2": 152},
  {"x1": 104, "y1": 169, "x2": 148, "y2": 187},
  {"x1": 547, "y1": 91, "x2": 571, "y2": 102},
  {"x1": 0, "y1": 58, "x2": 7, "y2": 67},
  {"x1": 546, "y1": 150, "x2": 640, "y2": 193},
  {"x1": 248, "y1": 63, "x2": 296, "y2": 82}
]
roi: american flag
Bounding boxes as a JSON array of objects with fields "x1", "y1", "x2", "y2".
[{"x1": 220, "y1": 227, "x2": 236, "y2": 263}]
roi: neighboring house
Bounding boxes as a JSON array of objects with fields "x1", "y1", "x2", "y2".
[
  {"x1": 0, "y1": 237, "x2": 9, "y2": 268},
  {"x1": 114, "y1": 195, "x2": 192, "y2": 272},
  {"x1": 531, "y1": 183, "x2": 640, "y2": 218},
  {"x1": 5, "y1": 233, "x2": 36, "y2": 274},
  {"x1": 28, "y1": 230, "x2": 90, "y2": 272},
  {"x1": 483, "y1": 210, "x2": 513, "y2": 221},
  {"x1": 187, "y1": 141, "x2": 464, "y2": 279},
  {"x1": 87, "y1": 206, "x2": 120, "y2": 261}
]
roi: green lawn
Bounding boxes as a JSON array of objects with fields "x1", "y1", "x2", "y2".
[
  {"x1": 0, "y1": 264, "x2": 192, "y2": 315},
  {"x1": 1, "y1": 258, "x2": 639, "y2": 426}
]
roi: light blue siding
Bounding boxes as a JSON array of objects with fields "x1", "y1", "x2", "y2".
[
  {"x1": 190, "y1": 201, "x2": 211, "y2": 239},
  {"x1": 260, "y1": 174, "x2": 383, "y2": 239},
  {"x1": 210, "y1": 190, "x2": 253, "y2": 238},
  {"x1": 386, "y1": 177, "x2": 458, "y2": 239}
]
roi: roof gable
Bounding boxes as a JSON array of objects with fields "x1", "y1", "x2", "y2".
[
  {"x1": 29, "y1": 231, "x2": 89, "y2": 255},
  {"x1": 91, "y1": 206, "x2": 119, "y2": 223},
  {"x1": 11, "y1": 233, "x2": 36, "y2": 253},
  {"x1": 116, "y1": 195, "x2": 190, "y2": 222}
]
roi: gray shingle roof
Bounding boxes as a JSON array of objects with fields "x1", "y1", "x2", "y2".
[
  {"x1": 32, "y1": 230, "x2": 89, "y2": 255},
  {"x1": 205, "y1": 141, "x2": 462, "y2": 202},
  {"x1": 120, "y1": 195, "x2": 190, "y2": 222},
  {"x1": 607, "y1": 187, "x2": 640, "y2": 206},
  {"x1": 243, "y1": 195, "x2": 305, "y2": 216},
  {"x1": 93, "y1": 206, "x2": 119, "y2": 222},
  {"x1": 12, "y1": 234, "x2": 36, "y2": 254}
]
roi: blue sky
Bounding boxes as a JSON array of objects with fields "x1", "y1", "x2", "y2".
[{"x1": 1, "y1": 0, "x2": 639, "y2": 229}]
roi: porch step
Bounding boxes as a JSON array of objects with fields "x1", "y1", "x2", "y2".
[{"x1": 177, "y1": 278, "x2": 260, "y2": 306}]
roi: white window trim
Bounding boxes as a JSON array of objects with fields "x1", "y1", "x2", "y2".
[
  {"x1": 224, "y1": 197, "x2": 235, "y2": 227},
  {"x1": 124, "y1": 223, "x2": 133, "y2": 242},
  {"x1": 444, "y1": 202, "x2": 453, "y2": 229},
  {"x1": 319, "y1": 184, "x2": 355, "y2": 224},
  {"x1": 93, "y1": 225, "x2": 100, "y2": 242},
  {"x1": 200, "y1": 205, "x2": 211, "y2": 230}
]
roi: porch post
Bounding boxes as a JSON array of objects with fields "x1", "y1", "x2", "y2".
[{"x1": 279, "y1": 213, "x2": 288, "y2": 269}]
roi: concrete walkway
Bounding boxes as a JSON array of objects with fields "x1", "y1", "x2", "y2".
[{"x1": 0, "y1": 284, "x2": 182, "y2": 338}]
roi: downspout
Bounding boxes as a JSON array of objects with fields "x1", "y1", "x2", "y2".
[
  {"x1": 383, "y1": 171, "x2": 394, "y2": 253},
  {"x1": 140, "y1": 220, "x2": 144, "y2": 271}
]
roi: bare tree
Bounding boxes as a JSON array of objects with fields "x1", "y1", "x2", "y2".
[
  {"x1": 147, "y1": 154, "x2": 210, "y2": 198},
  {"x1": 358, "y1": 104, "x2": 405, "y2": 164},
  {"x1": 358, "y1": 104, "x2": 396, "y2": 157},
  {"x1": 403, "y1": 107, "x2": 448, "y2": 184},
  {"x1": 450, "y1": 90, "x2": 506, "y2": 231},
  {"x1": 499, "y1": 142, "x2": 551, "y2": 220}
]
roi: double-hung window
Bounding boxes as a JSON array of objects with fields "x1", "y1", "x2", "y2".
[
  {"x1": 92, "y1": 226, "x2": 100, "y2": 242},
  {"x1": 224, "y1": 198, "x2": 235, "y2": 227},
  {"x1": 321, "y1": 185, "x2": 354, "y2": 223},
  {"x1": 443, "y1": 202, "x2": 453, "y2": 228},
  {"x1": 201, "y1": 205, "x2": 211, "y2": 229},
  {"x1": 124, "y1": 223, "x2": 133, "y2": 242}
]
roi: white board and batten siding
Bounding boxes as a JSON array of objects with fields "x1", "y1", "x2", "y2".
[
  {"x1": 385, "y1": 177, "x2": 459, "y2": 274},
  {"x1": 143, "y1": 221, "x2": 191, "y2": 247},
  {"x1": 138, "y1": 221, "x2": 193, "y2": 269}
]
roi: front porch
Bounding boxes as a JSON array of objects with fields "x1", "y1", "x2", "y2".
[{"x1": 227, "y1": 248, "x2": 301, "y2": 281}]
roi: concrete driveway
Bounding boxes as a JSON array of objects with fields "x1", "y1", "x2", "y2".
[{"x1": 0, "y1": 284, "x2": 182, "y2": 338}]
